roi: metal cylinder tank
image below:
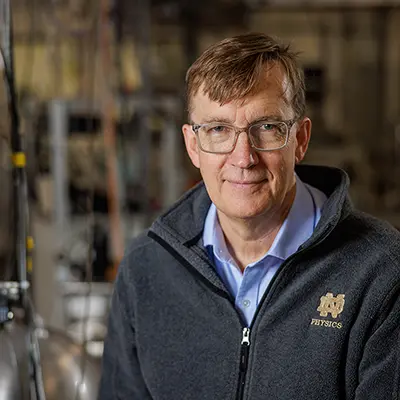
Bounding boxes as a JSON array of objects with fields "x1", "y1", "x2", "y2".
[
  {"x1": 0, "y1": 319, "x2": 31, "y2": 400},
  {"x1": 0, "y1": 317, "x2": 101, "y2": 400},
  {"x1": 38, "y1": 326, "x2": 101, "y2": 400}
]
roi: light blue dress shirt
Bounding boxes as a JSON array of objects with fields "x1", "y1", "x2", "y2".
[{"x1": 203, "y1": 175, "x2": 327, "y2": 326}]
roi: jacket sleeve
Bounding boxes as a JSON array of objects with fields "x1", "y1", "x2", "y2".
[
  {"x1": 98, "y1": 256, "x2": 153, "y2": 399},
  {"x1": 355, "y1": 283, "x2": 400, "y2": 399}
]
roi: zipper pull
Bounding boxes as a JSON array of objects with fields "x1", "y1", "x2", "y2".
[
  {"x1": 237, "y1": 327, "x2": 251, "y2": 398},
  {"x1": 241, "y1": 327, "x2": 250, "y2": 346}
]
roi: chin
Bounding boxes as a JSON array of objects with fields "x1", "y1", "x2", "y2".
[{"x1": 220, "y1": 199, "x2": 270, "y2": 220}]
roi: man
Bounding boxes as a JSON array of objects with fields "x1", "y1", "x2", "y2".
[{"x1": 99, "y1": 33, "x2": 400, "y2": 399}]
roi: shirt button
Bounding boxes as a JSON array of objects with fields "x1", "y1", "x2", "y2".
[{"x1": 243, "y1": 299, "x2": 251, "y2": 308}]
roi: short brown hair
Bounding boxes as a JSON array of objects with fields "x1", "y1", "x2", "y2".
[{"x1": 185, "y1": 32, "x2": 305, "y2": 119}]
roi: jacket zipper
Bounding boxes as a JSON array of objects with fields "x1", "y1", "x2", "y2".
[
  {"x1": 236, "y1": 327, "x2": 250, "y2": 400},
  {"x1": 233, "y1": 225, "x2": 334, "y2": 400},
  {"x1": 148, "y1": 224, "x2": 333, "y2": 400}
]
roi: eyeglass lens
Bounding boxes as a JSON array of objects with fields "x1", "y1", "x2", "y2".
[{"x1": 197, "y1": 121, "x2": 288, "y2": 153}]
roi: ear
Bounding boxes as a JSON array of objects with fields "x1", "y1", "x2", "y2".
[
  {"x1": 294, "y1": 117, "x2": 311, "y2": 164},
  {"x1": 182, "y1": 124, "x2": 200, "y2": 169}
]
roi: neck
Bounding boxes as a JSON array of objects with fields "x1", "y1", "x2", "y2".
[{"x1": 217, "y1": 183, "x2": 296, "y2": 272}]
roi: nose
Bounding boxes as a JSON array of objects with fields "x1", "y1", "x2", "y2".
[{"x1": 228, "y1": 131, "x2": 258, "y2": 168}]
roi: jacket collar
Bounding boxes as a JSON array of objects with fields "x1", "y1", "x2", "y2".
[{"x1": 150, "y1": 164, "x2": 352, "y2": 249}]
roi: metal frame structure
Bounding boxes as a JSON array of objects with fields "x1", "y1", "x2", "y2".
[{"x1": 0, "y1": 0, "x2": 46, "y2": 398}]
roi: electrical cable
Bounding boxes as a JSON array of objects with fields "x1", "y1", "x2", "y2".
[
  {"x1": 0, "y1": 0, "x2": 14, "y2": 279},
  {"x1": 0, "y1": 2, "x2": 28, "y2": 291},
  {"x1": 0, "y1": 134, "x2": 15, "y2": 280},
  {"x1": 0, "y1": 52, "x2": 17, "y2": 281},
  {"x1": 4, "y1": 1, "x2": 30, "y2": 288}
]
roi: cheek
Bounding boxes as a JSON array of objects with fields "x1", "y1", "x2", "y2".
[
  {"x1": 198, "y1": 154, "x2": 224, "y2": 183},
  {"x1": 259, "y1": 149, "x2": 295, "y2": 185},
  {"x1": 277, "y1": 149, "x2": 297, "y2": 188},
  {"x1": 259, "y1": 152, "x2": 286, "y2": 175}
]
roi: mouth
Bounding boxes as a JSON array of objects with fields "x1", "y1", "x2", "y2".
[{"x1": 226, "y1": 179, "x2": 267, "y2": 186}]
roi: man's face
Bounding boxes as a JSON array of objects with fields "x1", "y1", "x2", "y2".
[{"x1": 182, "y1": 64, "x2": 311, "y2": 221}]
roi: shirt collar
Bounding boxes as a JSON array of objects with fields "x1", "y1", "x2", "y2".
[
  {"x1": 203, "y1": 202, "x2": 233, "y2": 263},
  {"x1": 203, "y1": 175, "x2": 317, "y2": 263},
  {"x1": 268, "y1": 176, "x2": 315, "y2": 260}
]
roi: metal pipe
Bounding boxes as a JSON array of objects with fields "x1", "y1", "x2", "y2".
[
  {"x1": 0, "y1": 0, "x2": 28, "y2": 290},
  {"x1": 0, "y1": 1, "x2": 47, "y2": 398},
  {"x1": 49, "y1": 100, "x2": 70, "y2": 248}
]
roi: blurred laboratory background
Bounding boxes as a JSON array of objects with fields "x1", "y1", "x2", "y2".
[{"x1": 0, "y1": 0, "x2": 399, "y2": 399}]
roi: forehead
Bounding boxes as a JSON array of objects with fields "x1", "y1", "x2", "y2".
[{"x1": 190, "y1": 64, "x2": 294, "y2": 122}]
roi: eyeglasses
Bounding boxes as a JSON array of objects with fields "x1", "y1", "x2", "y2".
[{"x1": 191, "y1": 119, "x2": 297, "y2": 154}]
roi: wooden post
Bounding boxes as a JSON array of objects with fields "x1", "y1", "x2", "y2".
[{"x1": 99, "y1": 0, "x2": 124, "y2": 280}]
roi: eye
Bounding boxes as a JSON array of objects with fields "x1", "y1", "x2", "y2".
[
  {"x1": 210, "y1": 125, "x2": 226, "y2": 133},
  {"x1": 206, "y1": 125, "x2": 229, "y2": 134},
  {"x1": 260, "y1": 123, "x2": 275, "y2": 131}
]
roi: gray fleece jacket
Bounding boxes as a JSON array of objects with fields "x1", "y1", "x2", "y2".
[{"x1": 99, "y1": 165, "x2": 400, "y2": 400}]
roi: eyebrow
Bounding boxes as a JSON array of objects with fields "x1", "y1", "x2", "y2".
[
  {"x1": 250, "y1": 115, "x2": 285, "y2": 124},
  {"x1": 198, "y1": 115, "x2": 284, "y2": 125}
]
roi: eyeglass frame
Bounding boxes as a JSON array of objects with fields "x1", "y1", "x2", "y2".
[{"x1": 191, "y1": 119, "x2": 298, "y2": 154}]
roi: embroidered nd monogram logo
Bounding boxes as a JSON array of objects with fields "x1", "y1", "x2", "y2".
[{"x1": 317, "y1": 293, "x2": 345, "y2": 319}]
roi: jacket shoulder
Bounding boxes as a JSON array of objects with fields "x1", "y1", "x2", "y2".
[
  {"x1": 117, "y1": 231, "x2": 159, "y2": 275},
  {"x1": 125, "y1": 230, "x2": 154, "y2": 255},
  {"x1": 344, "y1": 210, "x2": 400, "y2": 264}
]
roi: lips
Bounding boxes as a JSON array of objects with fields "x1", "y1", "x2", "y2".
[
  {"x1": 230, "y1": 181, "x2": 260, "y2": 184},
  {"x1": 226, "y1": 179, "x2": 267, "y2": 187},
  {"x1": 226, "y1": 179, "x2": 266, "y2": 184}
]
